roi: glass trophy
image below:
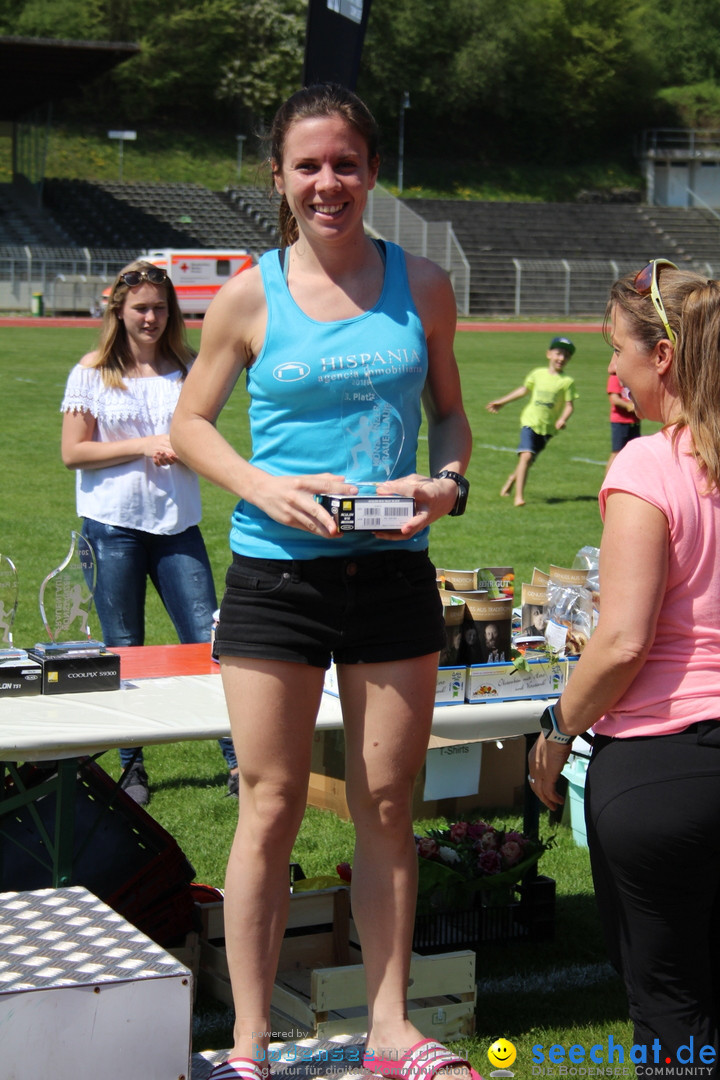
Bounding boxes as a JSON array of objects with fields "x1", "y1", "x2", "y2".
[
  {"x1": 34, "y1": 530, "x2": 105, "y2": 655},
  {"x1": 0, "y1": 553, "x2": 27, "y2": 660},
  {"x1": 317, "y1": 373, "x2": 415, "y2": 531}
]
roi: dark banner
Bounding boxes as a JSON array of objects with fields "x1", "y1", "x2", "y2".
[{"x1": 303, "y1": 0, "x2": 373, "y2": 89}]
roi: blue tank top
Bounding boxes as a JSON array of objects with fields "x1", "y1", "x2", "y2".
[{"x1": 230, "y1": 241, "x2": 430, "y2": 559}]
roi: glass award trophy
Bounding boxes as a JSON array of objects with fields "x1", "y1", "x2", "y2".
[
  {"x1": 34, "y1": 530, "x2": 104, "y2": 654},
  {"x1": 317, "y1": 373, "x2": 415, "y2": 531},
  {"x1": 0, "y1": 553, "x2": 26, "y2": 659},
  {"x1": 0, "y1": 553, "x2": 44, "y2": 697}
]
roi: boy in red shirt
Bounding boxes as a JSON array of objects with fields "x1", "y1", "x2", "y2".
[{"x1": 606, "y1": 356, "x2": 640, "y2": 474}]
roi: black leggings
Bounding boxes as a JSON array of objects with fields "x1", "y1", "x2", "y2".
[{"x1": 587, "y1": 723, "x2": 720, "y2": 1078}]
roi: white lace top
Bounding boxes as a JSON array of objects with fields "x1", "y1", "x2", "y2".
[{"x1": 61, "y1": 364, "x2": 201, "y2": 534}]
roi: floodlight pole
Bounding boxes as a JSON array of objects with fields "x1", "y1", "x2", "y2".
[
  {"x1": 397, "y1": 91, "x2": 410, "y2": 193},
  {"x1": 108, "y1": 130, "x2": 137, "y2": 182},
  {"x1": 236, "y1": 135, "x2": 247, "y2": 183}
]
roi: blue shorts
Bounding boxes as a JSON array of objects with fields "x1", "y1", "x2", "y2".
[
  {"x1": 215, "y1": 548, "x2": 445, "y2": 668},
  {"x1": 610, "y1": 421, "x2": 641, "y2": 453},
  {"x1": 517, "y1": 426, "x2": 551, "y2": 457}
]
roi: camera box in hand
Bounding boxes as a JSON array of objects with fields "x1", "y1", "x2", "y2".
[{"x1": 318, "y1": 494, "x2": 415, "y2": 531}]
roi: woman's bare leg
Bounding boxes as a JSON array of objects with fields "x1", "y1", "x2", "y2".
[
  {"x1": 219, "y1": 657, "x2": 325, "y2": 1066},
  {"x1": 341, "y1": 654, "x2": 467, "y2": 1062}
]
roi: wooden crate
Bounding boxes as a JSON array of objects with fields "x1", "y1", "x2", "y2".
[
  {"x1": 197, "y1": 888, "x2": 476, "y2": 1040},
  {"x1": 167, "y1": 929, "x2": 201, "y2": 1001}
]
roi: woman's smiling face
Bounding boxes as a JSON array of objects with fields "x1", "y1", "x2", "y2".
[{"x1": 273, "y1": 114, "x2": 378, "y2": 242}]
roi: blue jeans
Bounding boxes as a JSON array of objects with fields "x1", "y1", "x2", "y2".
[{"x1": 82, "y1": 519, "x2": 236, "y2": 772}]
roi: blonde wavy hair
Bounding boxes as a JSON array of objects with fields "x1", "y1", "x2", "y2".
[
  {"x1": 90, "y1": 260, "x2": 193, "y2": 389},
  {"x1": 604, "y1": 264, "x2": 720, "y2": 492}
]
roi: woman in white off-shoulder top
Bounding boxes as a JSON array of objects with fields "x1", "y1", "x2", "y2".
[{"x1": 60, "y1": 259, "x2": 237, "y2": 804}]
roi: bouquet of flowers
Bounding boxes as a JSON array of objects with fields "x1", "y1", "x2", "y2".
[{"x1": 415, "y1": 819, "x2": 552, "y2": 914}]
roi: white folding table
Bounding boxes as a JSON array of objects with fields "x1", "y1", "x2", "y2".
[{"x1": 0, "y1": 644, "x2": 547, "y2": 887}]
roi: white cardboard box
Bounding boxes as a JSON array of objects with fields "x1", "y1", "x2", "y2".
[
  {"x1": 0, "y1": 886, "x2": 193, "y2": 1079},
  {"x1": 465, "y1": 656, "x2": 566, "y2": 703},
  {"x1": 434, "y1": 664, "x2": 466, "y2": 705},
  {"x1": 324, "y1": 661, "x2": 466, "y2": 705}
]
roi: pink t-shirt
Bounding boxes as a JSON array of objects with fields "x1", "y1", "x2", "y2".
[{"x1": 596, "y1": 427, "x2": 720, "y2": 737}]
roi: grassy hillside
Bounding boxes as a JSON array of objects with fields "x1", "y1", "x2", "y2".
[{"x1": 0, "y1": 122, "x2": 643, "y2": 202}]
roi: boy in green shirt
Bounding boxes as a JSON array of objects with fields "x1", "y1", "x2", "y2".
[{"x1": 486, "y1": 336, "x2": 577, "y2": 506}]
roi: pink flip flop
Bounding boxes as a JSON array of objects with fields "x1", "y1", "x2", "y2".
[
  {"x1": 209, "y1": 1058, "x2": 270, "y2": 1080},
  {"x1": 363, "y1": 1039, "x2": 483, "y2": 1080}
]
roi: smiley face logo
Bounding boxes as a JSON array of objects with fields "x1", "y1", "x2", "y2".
[{"x1": 488, "y1": 1039, "x2": 517, "y2": 1071}]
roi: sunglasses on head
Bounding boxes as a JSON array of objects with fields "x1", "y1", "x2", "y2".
[
  {"x1": 633, "y1": 259, "x2": 678, "y2": 344},
  {"x1": 119, "y1": 266, "x2": 168, "y2": 287}
]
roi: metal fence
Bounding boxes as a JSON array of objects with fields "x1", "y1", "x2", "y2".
[
  {"x1": 364, "y1": 185, "x2": 471, "y2": 315},
  {"x1": 507, "y1": 257, "x2": 717, "y2": 318},
  {"x1": 3, "y1": 246, "x2": 716, "y2": 321},
  {"x1": 639, "y1": 128, "x2": 720, "y2": 157},
  {"x1": 508, "y1": 258, "x2": 641, "y2": 318},
  {"x1": 0, "y1": 247, "x2": 139, "y2": 314}
]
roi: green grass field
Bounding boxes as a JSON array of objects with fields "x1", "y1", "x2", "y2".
[
  {"x1": 1, "y1": 322, "x2": 644, "y2": 645},
  {"x1": 0, "y1": 323, "x2": 648, "y2": 1066}
]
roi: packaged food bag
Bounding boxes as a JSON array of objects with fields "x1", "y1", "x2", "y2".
[{"x1": 545, "y1": 567, "x2": 593, "y2": 655}]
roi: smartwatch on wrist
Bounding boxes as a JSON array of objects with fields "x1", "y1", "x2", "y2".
[
  {"x1": 433, "y1": 470, "x2": 470, "y2": 517},
  {"x1": 539, "y1": 703, "x2": 573, "y2": 745}
]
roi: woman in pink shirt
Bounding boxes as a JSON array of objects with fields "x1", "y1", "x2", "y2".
[{"x1": 529, "y1": 260, "x2": 720, "y2": 1076}]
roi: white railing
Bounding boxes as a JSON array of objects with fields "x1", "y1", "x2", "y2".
[
  {"x1": 509, "y1": 259, "x2": 642, "y2": 318},
  {"x1": 3, "y1": 248, "x2": 715, "y2": 319},
  {"x1": 641, "y1": 128, "x2": 720, "y2": 157},
  {"x1": 364, "y1": 185, "x2": 471, "y2": 315},
  {"x1": 0, "y1": 247, "x2": 137, "y2": 314}
]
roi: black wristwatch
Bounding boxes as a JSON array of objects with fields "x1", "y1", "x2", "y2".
[
  {"x1": 539, "y1": 703, "x2": 573, "y2": 745},
  {"x1": 433, "y1": 470, "x2": 470, "y2": 516}
]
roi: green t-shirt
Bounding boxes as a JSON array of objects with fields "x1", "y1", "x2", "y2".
[{"x1": 520, "y1": 367, "x2": 577, "y2": 436}]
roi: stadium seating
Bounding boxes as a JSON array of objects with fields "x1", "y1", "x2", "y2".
[
  {"x1": 41, "y1": 179, "x2": 279, "y2": 253},
  {"x1": 0, "y1": 184, "x2": 72, "y2": 246},
  {"x1": 403, "y1": 199, "x2": 720, "y2": 314},
  {"x1": 5, "y1": 179, "x2": 720, "y2": 315}
]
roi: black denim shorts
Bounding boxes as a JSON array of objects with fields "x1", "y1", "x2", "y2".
[{"x1": 215, "y1": 548, "x2": 446, "y2": 668}]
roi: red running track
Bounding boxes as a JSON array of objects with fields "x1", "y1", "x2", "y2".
[{"x1": 1, "y1": 316, "x2": 603, "y2": 333}]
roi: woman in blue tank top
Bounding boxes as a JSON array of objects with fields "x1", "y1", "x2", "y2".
[{"x1": 172, "y1": 85, "x2": 475, "y2": 1080}]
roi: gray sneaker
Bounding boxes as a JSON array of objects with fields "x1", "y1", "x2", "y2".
[{"x1": 121, "y1": 762, "x2": 150, "y2": 806}]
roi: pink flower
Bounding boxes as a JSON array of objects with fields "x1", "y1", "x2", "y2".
[
  {"x1": 499, "y1": 840, "x2": 523, "y2": 868},
  {"x1": 505, "y1": 830, "x2": 528, "y2": 849},
  {"x1": 477, "y1": 850, "x2": 502, "y2": 875},
  {"x1": 416, "y1": 836, "x2": 439, "y2": 858},
  {"x1": 475, "y1": 829, "x2": 500, "y2": 852},
  {"x1": 467, "y1": 821, "x2": 492, "y2": 840},
  {"x1": 449, "y1": 821, "x2": 469, "y2": 842}
]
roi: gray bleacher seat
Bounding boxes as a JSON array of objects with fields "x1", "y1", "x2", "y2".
[{"x1": 404, "y1": 199, "x2": 719, "y2": 314}]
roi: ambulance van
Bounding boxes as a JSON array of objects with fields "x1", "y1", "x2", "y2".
[{"x1": 101, "y1": 248, "x2": 254, "y2": 316}]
